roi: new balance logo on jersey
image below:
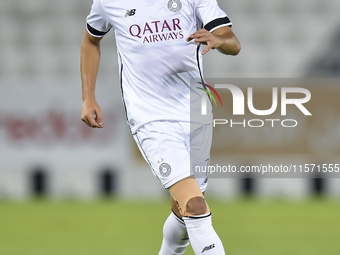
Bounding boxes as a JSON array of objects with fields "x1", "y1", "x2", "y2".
[
  {"x1": 201, "y1": 244, "x2": 215, "y2": 253},
  {"x1": 125, "y1": 9, "x2": 136, "y2": 17}
]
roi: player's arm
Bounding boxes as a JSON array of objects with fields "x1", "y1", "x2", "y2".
[
  {"x1": 80, "y1": 30, "x2": 104, "y2": 128},
  {"x1": 186, "y1": 26, "x2": 241, "y2": 56}
]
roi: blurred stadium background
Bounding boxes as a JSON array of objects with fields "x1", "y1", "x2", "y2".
[
  {"x1": 0, "y1": 0, "x2": 340, "y2": 254},
  {"x1": 1, "y1": 0, "x2": 340, "y2": 200}
]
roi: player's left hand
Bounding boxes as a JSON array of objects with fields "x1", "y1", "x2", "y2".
[{"x1": 186, "y1": 29, "x2": 223, "y2": 55}]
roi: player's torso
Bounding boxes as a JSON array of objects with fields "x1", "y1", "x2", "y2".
[
  {"x1": 100, "y1": 0, "x2": 199, "y2": 59},
  {"x1": 94, "y1": 0, "x2": 212, "y2": 131}
]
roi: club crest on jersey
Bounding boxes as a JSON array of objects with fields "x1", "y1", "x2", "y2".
[
  {"x1": 159, "y1": 163, "x2": 171, "y2": 177},
  {"x1": 167, "y1": 0, "x2": 182, "y2": 12}
]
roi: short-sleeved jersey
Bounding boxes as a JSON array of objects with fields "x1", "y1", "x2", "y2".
[{"x1": 86, "y1": 0, "x2": 232, "y2": 134}]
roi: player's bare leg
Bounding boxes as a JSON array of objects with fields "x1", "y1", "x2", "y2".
[
  {"x1": 172, "y1": 190, "x2": 206, "y2": 218},
  {"x1": 168, "y1": 176, "x2": 225, "y2": 255},
  {"x1": 159, "y1": 188, "x2": 207, "y2": 255},
  {"x1": 168, "y1": 177, "x2": 209, "y2": 216},
  {"x1": 159, "y1": 180, "x2": 206, "y2": 255}
]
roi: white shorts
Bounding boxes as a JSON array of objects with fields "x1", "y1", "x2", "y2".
[{"x1": 133, "y1": 121, "x2": 212, "y2": 192}]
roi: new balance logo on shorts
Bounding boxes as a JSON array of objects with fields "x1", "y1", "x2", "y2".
[
  {"x1": 201, "y1": 244, "x2": 215, "y2": 253},
  {"x1": 125, "y1": 9, "x2": 136, "y2": 17}
]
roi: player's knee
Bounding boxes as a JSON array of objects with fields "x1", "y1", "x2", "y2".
[{"x1": 185, "y1": 196, "x2": 207, "y2": 215}]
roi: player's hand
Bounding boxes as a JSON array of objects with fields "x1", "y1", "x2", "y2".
[
  {"x1": 81, "y1": 99, "x2": 104, "y2": 128},
  {"x1": 186, "y1": 29, "x2": 223, "y2": 55}
]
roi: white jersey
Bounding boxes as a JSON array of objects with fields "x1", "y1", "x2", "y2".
[{"x1": 86, "y1": 0, "x2": 232, "y2": 134}]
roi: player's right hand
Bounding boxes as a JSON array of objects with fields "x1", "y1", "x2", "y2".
[{"x1": 81, "y1": 99, "x2": 104, "y2": 128}]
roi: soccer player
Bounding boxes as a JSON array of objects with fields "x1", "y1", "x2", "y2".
[{"x1": 81, "y1": 0, "x2": 240, "y2": 254}]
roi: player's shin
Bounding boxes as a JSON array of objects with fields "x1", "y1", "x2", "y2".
[
  {"x1": 183, "y1": 213, "x2": 225, "y2": 255},
  {"x1": 159, "y1": 211, "x2": 189, "y2": 255}
]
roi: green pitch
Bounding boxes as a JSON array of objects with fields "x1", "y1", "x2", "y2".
[{"x1": 0, "y1": 198, "x2": 339, "y2": 255}]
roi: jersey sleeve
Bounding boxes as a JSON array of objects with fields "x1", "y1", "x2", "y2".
[
  {"x1": 86, "y1": 0, "x2": 112, "y2": 37},
  {"x1": 194, "y1": 0, "x2": 232, "y2": 32}
]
